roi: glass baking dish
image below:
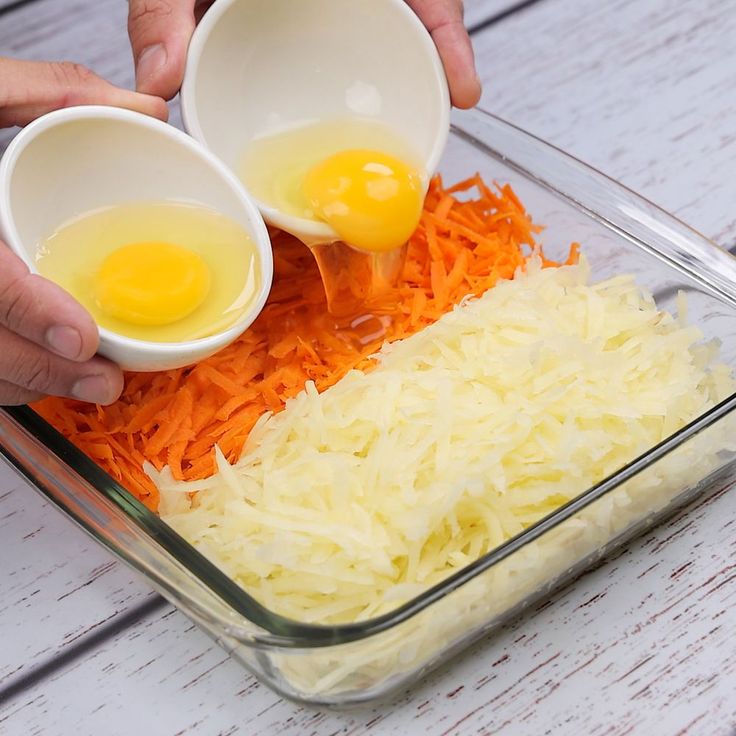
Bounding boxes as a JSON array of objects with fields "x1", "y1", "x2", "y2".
[{"x1": 3, "y1": 107, "x2": 736, "y2": 706}]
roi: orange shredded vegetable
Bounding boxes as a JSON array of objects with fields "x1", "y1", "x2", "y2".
[{"x1": 33, "y1": 175, "x2": 579, "y2": 510}]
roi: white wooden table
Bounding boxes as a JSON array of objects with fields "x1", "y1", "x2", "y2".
[{"x1": 2, "y1": 1, "x2": 736, "y2": 734}]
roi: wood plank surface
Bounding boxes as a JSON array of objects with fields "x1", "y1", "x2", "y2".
[
  {"x1": 0, "y1": 0, "x2": 134, "y2": 70},
  {"x1": 475, "y1": 0, "x2": 736, "y2": 249},
  {"x1": 464, "y1": 0, "x2": 527, "y2": 28},
  {"x1": 0, "y1": 0, "x2": 514, "y2": 33},
  {"x1": 0, "y1": 462, "x2": 159, "y2": 690},
  {"x1": 3, "y1": 0, "x2": 736, "y2": 734},
  {"x1": 4, "y1": 479, "x2": 736, "y2": 735}
]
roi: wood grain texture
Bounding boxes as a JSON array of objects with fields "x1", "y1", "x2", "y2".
[
  {"x1": 3, "y1": 479, "x2": 736, "y2": 735},
  {"x1": 0, "y1": 0, "x2": 133, "y2": 70},
  {"x1": 0, "y1": 0, "x2": 30, "y2": 12},
  {"x1": 0, "y1": 461, "x2": 160, "y2": 691},
  {"x1": 464, "y1": 0, "x2": 526, "y2": 28},
  {"x1": 475, "y1": 0, "x2": 736, "y2": 249},
  {"x1": 3, "y1": 0, "x2": 736, "y2": 734},
  {"x1": 0, "y1": 0, "x2": 517, "y2": 22}
]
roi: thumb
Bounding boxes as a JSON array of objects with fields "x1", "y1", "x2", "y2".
[
  {"x1": 128, "y1": 0, "x2": 200, "y2": 99},
  {"x1": 0, "y1": 58, "x2": 168, "y2": 128}
]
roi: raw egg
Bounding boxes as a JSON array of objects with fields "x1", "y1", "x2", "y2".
[
  {"x1": 239, "y1": 118, "x2": 425, "y2": 316},
  {"x1": 303, "y1": 149, "x2": 423, "y2": 254},
  {"x1": 95, "y1": 241, "x2": 211, "y2": 326},
  {"x1": 36, "y1": 201, "x2": 262, "y2": 343},
  {"x1": 239, "y1": 117, "x2": 426, "y2": 240}
]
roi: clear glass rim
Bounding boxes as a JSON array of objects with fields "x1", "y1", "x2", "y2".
[
  {"x1": 6, "y1": 107, "x2": 736, "y2": 648},
  {"x1": 6, "y1": 389, "x2": 736, "y2": 648}
]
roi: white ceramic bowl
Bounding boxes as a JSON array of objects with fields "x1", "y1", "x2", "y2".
[
  {"x1": 0, "y1": 106, "x2": 273, "y2": 372},
  {"x1": 180, "y1": 0, "x2": 450, "y2": 245}
]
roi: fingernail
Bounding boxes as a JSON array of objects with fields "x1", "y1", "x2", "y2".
[
  {"x1": 136, "y1": 43, "x2": 167, "y2": 88},
  {"x1": 72, "y1": 375, "x2": 112, "y2": 404},
  {"x1": 46, "y1": 325, "x2": 83, "y2": 360}
]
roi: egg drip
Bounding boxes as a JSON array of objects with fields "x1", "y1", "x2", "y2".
[
  {"x1": 304, "y1": 148, "x2": 423, "y2": 326},
  {"x1": 239, "y1": 119, "x2": 426, "y2": 325}
]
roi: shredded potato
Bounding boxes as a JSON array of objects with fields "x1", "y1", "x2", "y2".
[{"x1": 153, "y1": 260, "x2": 734, "y2": 626}]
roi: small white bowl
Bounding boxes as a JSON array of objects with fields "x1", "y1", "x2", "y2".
[
  {"x1": 0, "y1": 106, "x2": 273, "y2": 372},
  {"x1": 180, "y1": 0, "x2": 450, "y2": 245}
]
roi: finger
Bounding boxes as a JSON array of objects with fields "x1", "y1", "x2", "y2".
[
  {"x1": 0, "y1": 242, "x2": 99, "y2": 362},
  {"x1": 406, "y1": 0, "x2": 482, "y2": 109},
  {"x1": 0, "y1": 378, "x2": 44, "y2": 407},
  {"x1": 0, "y1": 324, "x2": 124, "y2": 405},
  {"x1": 0, "y1": 58, "x2": 168, "y2": 128},
  {"x1": 129, "y1": 0, "x2": 214, "y2": 99}
]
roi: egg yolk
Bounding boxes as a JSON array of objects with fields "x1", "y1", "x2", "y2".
[
  {"x1": 303, "y1": 149, "x2": 423, "y2": 253},
  {"x1": 94, "y1": 241, "x2": 211, "y2": 326}
]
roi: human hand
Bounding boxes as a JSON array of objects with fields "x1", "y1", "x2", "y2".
[
  {"x1": 405, "y1": 0, "x2": 481, "y2": 108},
  {"x1": 0, "y1": 57, "x2": 164, "y2": 405},
  {"x1": 129, "y1": 0, "x2": 481, "y2": 108},
  {"x1": 0, "y1": 243, "x2": 123, "y2": 406},
  {"x1": 0, "y1": 57, "x2": 168, "y2": 128}
]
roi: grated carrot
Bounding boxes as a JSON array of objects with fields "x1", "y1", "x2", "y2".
[{"x1": 33, "y1": 175, "x2": 578, "y2": 511}]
